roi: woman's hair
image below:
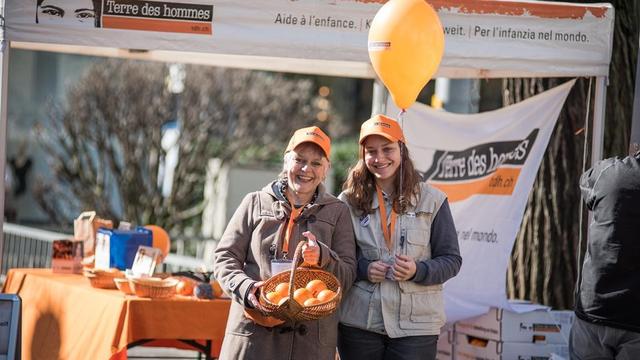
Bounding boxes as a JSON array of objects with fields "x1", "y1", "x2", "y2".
[{"x1": 342, "y1": 141, "x2": 421, "y2": 215}]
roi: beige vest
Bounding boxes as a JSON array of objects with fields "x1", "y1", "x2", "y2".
[{"x1": 339, "y1": 182, "x2": 447, "y2": 337}]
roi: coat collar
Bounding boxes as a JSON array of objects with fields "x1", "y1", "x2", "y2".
[{"x1": 263, "y1": 180, "x2": 339, "y2": 221}]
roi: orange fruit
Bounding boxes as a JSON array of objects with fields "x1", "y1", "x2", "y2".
[
  {"x1": 306, "y1": 279, "x2": 327, "y2": 297},
  {"x1": 176, "y1": 279, "x2": 195, "y2": 296},
  {"x1": 265, "y1": 291, "x2": 282, "y2": 304},
  {"x1": 278, "y1": 297, "x2": 289, "y2": 306},
  {"x1": 304, "y1": 298, "x2": 321, "y2": 307},
  {"x1": 293, "y1": 288, "x2": 312, "y2": 305},
  {"x1": 275, "y1": 282, "x2": 290, "y2": 297},
  {"x1": 316, "y1": 289, "x2": 336, "y2": 303}
]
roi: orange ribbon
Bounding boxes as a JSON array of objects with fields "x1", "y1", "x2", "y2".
[
  {"x1": 282, "y1": 191, "x2": 307, "y2": 256},
  {"x1": 376, "y1": 185, "x2": 397, "y2": 250}
]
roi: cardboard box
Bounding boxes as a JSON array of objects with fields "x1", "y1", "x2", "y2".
[
  {"x1": 94, "y1": 227, "x2": 153, "y2": 270},
  {"x1": 436, "y1": 326, "x2": 454, "y2": 360},
  {"x1": 455, "y1": 306, "x2": 574, "y2": 344},
  {"x1": 52, "y1": 239, "x2": 84, "y2": 274},
  {"x1": 455, "y1": 333, "x2": 568, "y2": 360}
]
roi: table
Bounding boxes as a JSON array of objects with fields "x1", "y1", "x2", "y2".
[{"x1": 3, "y1": 268, "x2": 230, "y2": 360}]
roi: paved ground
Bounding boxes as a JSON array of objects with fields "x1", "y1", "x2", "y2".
[{"x1": 128, "y1": 346, "x2": 207, "y2": 359}]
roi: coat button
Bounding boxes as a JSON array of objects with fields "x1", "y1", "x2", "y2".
[{"x1": 298, "y1": 324, "x2": 307, "y2": 335}]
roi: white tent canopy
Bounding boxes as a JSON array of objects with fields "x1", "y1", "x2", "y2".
[
  {"x1": 0, "y1": 0, "x2": 614, "y2": 265},
  {"x1": 5, "y1": 0, "x2": 613, "y2": 78}
]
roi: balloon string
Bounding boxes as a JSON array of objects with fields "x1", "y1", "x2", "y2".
[
  {"x1": 397, "y1": 110, "x2": 406, "y2": 250},
  {"x1": 398, "y1": 110, "x2": 405, "y2": 214}
]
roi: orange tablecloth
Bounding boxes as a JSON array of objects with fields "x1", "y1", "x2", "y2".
[{"x1": 3, "y1": 268, "x2": 230, "y2": 360}]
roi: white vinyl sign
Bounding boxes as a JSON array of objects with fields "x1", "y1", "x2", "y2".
[
  {"x1": 388, "y1": 80, "x2": 575, "y2": 322},
  {"x1": 5, "y1": 1, "x2": 613, "y2": 77}
]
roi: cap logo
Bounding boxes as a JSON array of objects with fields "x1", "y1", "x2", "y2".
[
  {"x1": 373, "y1": 121, "x2": 392, "y2": 129},
  {"x1": 305, "y1": 131, "x2": 325, "y2": 139}
]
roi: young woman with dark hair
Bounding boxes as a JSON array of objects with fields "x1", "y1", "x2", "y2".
[{"x1": 338, "y1": 114, "x2": 462, "y2": 360}]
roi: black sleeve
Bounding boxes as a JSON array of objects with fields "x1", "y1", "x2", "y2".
[
  {"x1": 412, "y1": 200, "x2": 462, "y2": 285},
  {"x1": 356, "y1": 246, "x2": 372, "y2": 281},
  {"x1": 579, "y1": 158, "x2": 613, "y2": 211}
]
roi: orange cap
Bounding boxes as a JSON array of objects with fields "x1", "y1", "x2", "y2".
[
  {"x1": 285, "y1": 126, "x2": 331, "y2": 158},
  {"x1": 359, "y1": 114, "x2": 405, "y2": 144}
]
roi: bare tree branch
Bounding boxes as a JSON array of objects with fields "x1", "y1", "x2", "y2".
[{"x1": 35, "y1": 60, "x2": 325, "y2": 234}]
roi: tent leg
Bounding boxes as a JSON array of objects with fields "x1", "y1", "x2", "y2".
[
  {"x1": 371, "y1": 79, "x2": 388, "y2": 116},
  {"x1": 584, "y1": 75, "x2": 608, "y2": 259},
  {"x1": 0, "y1": 15, "x2": 9, "y2": 268},
  {"x1": 591, "y1": 76, "x2": 607, "y2": 164},
  {"x1": 630, "y1": 37, "x2": 640, "y2": 155}
]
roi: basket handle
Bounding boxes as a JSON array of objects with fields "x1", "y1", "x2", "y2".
[{"x1": 287, "y1": 240, "x2": 309, "y2": 301}]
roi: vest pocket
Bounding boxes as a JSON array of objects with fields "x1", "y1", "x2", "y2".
[
  {"x1": 405, "y1": 229, "x2": 430, "y2": 259},
  {"x1": 398, "y1": 285, "x2": 444, "y2": 330}
]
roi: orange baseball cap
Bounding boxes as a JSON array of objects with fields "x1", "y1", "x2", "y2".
[
  {"x1": 285, "y1": 126, "x2": 331, "y2": 158},
  {"x1": 359, "y1": 114, "x2": 405, "y2": 144}
]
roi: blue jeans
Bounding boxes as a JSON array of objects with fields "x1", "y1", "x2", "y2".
[
  {"x1": 570, "y1": 317, "x2": 640, "y2": 360},
  {"x1": 337, "y1": 323, "x2": 438, "y2": 360}
]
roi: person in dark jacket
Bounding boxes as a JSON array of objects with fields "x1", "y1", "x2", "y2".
[{"x1": 570, "y1": 148, "x2": 640, "y2": 359}]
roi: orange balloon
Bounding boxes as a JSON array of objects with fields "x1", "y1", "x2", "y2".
[
  {"x1": 144, "y1": 225, "x2": 170, "y2": 261},
  {"x1": 368, "y1": 0, "x2": 444, "y2": 110}
]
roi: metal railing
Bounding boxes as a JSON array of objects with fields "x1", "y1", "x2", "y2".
[
  {"x1": 1, "y1": 223, "x2": 56, "y2": 275},
  {"x1": 1, "y1": 223, "x2": 210, "y2": 275}
]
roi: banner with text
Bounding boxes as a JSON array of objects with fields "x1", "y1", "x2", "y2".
[
  {"x1": 6, "y1": 1, "x2": 613, "y2": 77},
  {"x1": 388, "y1": 80, "x2": 575, "y2": 322}
]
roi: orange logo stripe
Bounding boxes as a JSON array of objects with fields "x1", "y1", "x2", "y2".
[
  {"x1": 430, "y1": 167, "x2": 522, "y2": 203},
  {"x1": 103, "y1": 16, "x2": 212, "y2": 35}
]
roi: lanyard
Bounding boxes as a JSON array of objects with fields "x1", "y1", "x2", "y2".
[
  {"x1": 376, "y1": 185, "x2": 397, "y2": 250},
  {"x1": 282, "y1": 191, "x2": 306, "y2": 256}
]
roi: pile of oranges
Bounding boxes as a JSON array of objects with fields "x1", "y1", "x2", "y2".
[
  {"x1": 265, "y1": 279, "x2": 336, "y2": 307},
  {"x1": 175, "y1": 277, "x2": 224, "y2": 298}
]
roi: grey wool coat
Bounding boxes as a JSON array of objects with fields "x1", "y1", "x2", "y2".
[{"x1": 213, "y1": 181, "x2": 357, "y2": 360}]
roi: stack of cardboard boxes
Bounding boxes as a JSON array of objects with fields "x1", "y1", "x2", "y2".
[{"x1": 437, "y1": 305, "x2": 574, "y2": 360}]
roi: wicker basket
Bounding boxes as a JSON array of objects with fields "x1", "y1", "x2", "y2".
[
  {"x1": 83, "y1": 269, "x2": 124, "y2": 289},
  {"x1": 259, "y1": 241, "x2": 342, "y2": 322},
  {"x1": 131, "y1": 277, "x2": 178, "y2": 299},
  {"x1": 114, "y1": 278, "x2": 135, "y2": 295}
]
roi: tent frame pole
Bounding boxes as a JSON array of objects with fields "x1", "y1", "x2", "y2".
[
  {"x1": 371, "y1": 79, "x2": 388, "y2": 117},
  {"x1": 630, "y1": 36, "x2": 640, "y2": 155},
  {"x1": 0, "y1": 0, "x2": 9, "y2": 270},
  {"x1": 591, "y1": 76, "x2": 607, "y2": 165},
  {"x1": 583, "y1": 75, "x2": 608, "y2": 271}
]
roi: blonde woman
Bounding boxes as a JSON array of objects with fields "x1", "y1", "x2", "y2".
[{"x1": 214, "y1": 126, "x2": 356, "y2": 360}]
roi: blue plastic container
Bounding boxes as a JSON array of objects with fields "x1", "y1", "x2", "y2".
[{"x1": 95, "y1": 227, "x2": 153, "y2": 270}]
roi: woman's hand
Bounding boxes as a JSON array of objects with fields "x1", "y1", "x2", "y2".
[
  {"x1": 301, "y1": 231, "x2": 320, "y2": 266},
  {"x1": 392, "y1": 255, "x2": 417, "y2": 281},
  {"x1": 368, "y1": 261, "x2": 391, "y2": 283},
  {"x1": 244, "y1": 281, "x2": 285, "y2": 327},
  {"x1": 247, "y1": 281, "x2": 266, "y2": 311}
]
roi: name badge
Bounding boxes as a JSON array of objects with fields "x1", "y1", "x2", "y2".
[
  {"x1": 271, "y1": 259, "x2": 293, "y2": 276},
  {"x1": 360, "y1": 214, "x2": 371, "y2": 227}
]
